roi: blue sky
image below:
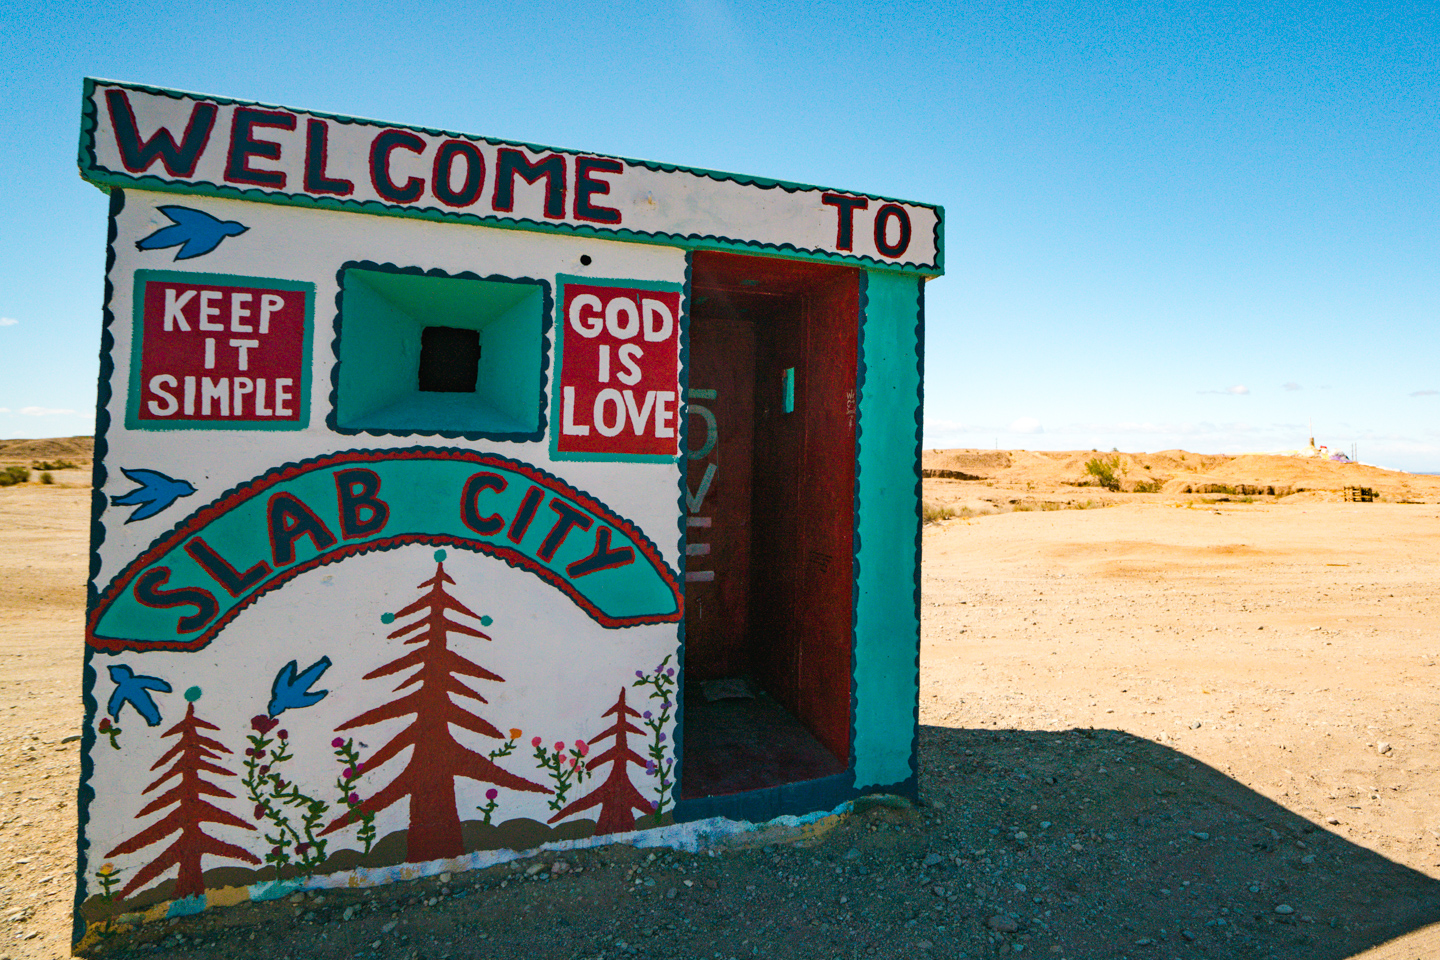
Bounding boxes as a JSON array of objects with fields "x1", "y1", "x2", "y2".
[{"x1": 2, "y1": 0, "x2": 1436, "y2": 469}]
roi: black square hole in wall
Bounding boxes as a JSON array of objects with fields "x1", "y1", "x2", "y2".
[{"x1": 418, "y1": 326, "x2": 481, "y2": 393}]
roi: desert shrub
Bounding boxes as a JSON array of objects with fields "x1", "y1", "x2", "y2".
[
  {"x1": 922, "y1": 502, "x2": 956, "y2": 524},
  {"x1": 0, "y1": 466, "x2": 31, "y2": 486},
  {"x1": 1084, "y1": 454, "x2": 1123, "y2": 491},
  {"x1": 39, "y1": 471, "x2": 54, "y2": 485},
  {"x1": 31, "y1": 459, "x2": 77, "y2": 471},
  {"x1": 1132, "y1": 478, "x2": 1164, "y2": 493}
]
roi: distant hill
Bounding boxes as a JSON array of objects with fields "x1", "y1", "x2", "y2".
[
  {"x1": 0, "y1": 436, "x2": 94, "y2": 463},
  {"x1": 923, "y1": 448, "x2": 1440, "y2": 503}
]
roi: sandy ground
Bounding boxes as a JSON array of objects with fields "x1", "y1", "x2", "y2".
[{"x1": 3, "y1": 463, "x2": 1440, "y2": 959}]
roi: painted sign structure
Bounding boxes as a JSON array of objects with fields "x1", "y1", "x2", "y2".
[{"x1": 76, "y1": 79, "x2": 940, "y2": 950}]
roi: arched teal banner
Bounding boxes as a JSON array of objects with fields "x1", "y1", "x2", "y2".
[{"x1": 89, "y1": 448, "x2": 682, "y2": 653}]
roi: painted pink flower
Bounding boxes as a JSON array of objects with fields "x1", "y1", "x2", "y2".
[
  {"x1": 332, "y1": 737, "x2": 345, "y2": 749},
  {"x1": 576, "y1": 741, "x2": 589, "y2": 756},
  {"x1": 485, "y1": 788, "x2": 498, "y2": 800},
  {"x1": 251, "y1": 715, "x2": 278, "y2": 734},
  {"x1": 348, "y1": 792, "x2": 359, "y2": 804},
  {"x1": 532, "y1": 736, "x2": 543, "y2": 747},
  {"x1": 554, "y1": 741, "x2": 564, "y2": 752},
  {"x1": 343, "y1": 767, "x2": 355, "y2": 779}
]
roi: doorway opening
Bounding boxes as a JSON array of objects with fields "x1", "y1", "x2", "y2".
[{"x1": 681, "y1": 251, "x2": 859, "y2": 800}]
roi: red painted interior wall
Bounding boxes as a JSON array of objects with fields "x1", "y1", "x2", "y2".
[{"x1": 686, "y1": 252, "x2": 859, "y2": 763}]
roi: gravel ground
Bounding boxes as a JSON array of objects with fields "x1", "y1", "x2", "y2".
[{"x1": 3, "y1": 484, "x2": 1440, "y2": 959}]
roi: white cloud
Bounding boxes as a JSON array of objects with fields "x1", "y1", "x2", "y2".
[
  {"x1": 1009, "y1": 417, "x2": 1043, "y2": 434},
  {"x1": 1282, "y1": 382, "x2": 1302, "y2": 391},
  {"x1": 0, "y1": 407, "x2": 8, "y2": 413},
  {"x1": 0, "y1": 317, "x2": 17, "y2": 327},
  {"x1": 19, "y1": 406, "x2": 77, "y2": 416},
  {"x1": 1411, "y1": 390, "x2": 1439, "y2": 397},
  {"x1": 1198, "y1": 385, "x2": 1250, "y2": 395}
]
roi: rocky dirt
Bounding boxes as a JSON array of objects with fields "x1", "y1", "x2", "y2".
[{"x1": 2, "y1": 453, "x2": 1439, "y2": 959}]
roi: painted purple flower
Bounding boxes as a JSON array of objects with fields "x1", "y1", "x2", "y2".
[
  {"x1": 485, "y1": 788, "x2": 498, "y2": 800},
  {"x1": 658, "y1": 732, "x2": 667, "y2": 743},
  {"x1": 636, "y1": 670, "x2": 644, "y2": 679},
  {"x1": 348, "y1": 792, "x2": 360, "y2": 804},
  {"x1": 665, "y1": 668, "x2": 674, "y2": 677},
  {"x1": 332, "y1": 737, "x2": 345, "y2": 749},
  {"x1": 649, "y1": 799, "x2": 659, "y2": 811},
  {"x1": 251, "y1": 715, "x2": 278, "y2": 734},
  {"x1": 661, "y1": 700, "x2": 672, "y2": 711},
  {"x1": 646, "y1": 760, "x2": 657, "y2": 775},
  {"x1": 643, "y1": 710, "x2": 652, "y2": 720}
]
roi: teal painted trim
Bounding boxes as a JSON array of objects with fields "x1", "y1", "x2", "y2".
[
  {"x1": 78, "y1": 80, "x2": 944, "y2": 276},
  {"x1": 850, "y1": 270, "x2": 924, "y2": 791},
  {"x1": 124, "y1": 270, "x2": 314, "y2": 432},
  {"x1": 548, "y1": 274, "x2": 686, "y2": 465}
]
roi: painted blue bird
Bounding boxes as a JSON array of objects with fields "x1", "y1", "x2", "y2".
[
  {"x1": 110, "y1": 467, "x2": 196, "y2": 523},
  {"x1": 106, "y1": 664, "x2": 172, "y2": 727},
  {"x1": 135, "y1": 205, "x2": 248, "y2": 260},
  {"x1": 268, "y1": 657, "x2": 333, "y2": 718}
]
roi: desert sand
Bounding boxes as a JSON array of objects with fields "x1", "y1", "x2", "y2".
[{"x1": 1, "y1": 445, "x2": 1439, "y2": 959}]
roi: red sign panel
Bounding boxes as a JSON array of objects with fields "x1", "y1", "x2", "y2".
[
  {"x1": 554, "y1": 283, "x2": 682, "y2": 460},
  {"x1": 132, "y1": 273, "x2": 312, "y2": 428}
]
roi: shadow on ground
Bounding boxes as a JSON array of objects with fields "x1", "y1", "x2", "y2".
[{"x1": 86, "y1": 725, "x2": 1440, "y2": 960}]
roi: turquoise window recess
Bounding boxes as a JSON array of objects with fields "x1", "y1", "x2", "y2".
[{"x1": 334, "y1": 267, "x2": 547, "y2": 438}]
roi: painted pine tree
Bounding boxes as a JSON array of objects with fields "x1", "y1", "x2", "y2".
[
  {"x1": 547, "y1": 687, "x2": 652, "y2": 834},
  {"x1": 104, "y1": 688, "x2": 259, "y2": 900},
  {"x1": 324, "y1": 554, "x2": 547, "y2": 861}
]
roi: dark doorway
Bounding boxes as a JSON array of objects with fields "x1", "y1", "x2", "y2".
[{"x1": 681, "y1": 251, "x2": 859, "y2": 800}]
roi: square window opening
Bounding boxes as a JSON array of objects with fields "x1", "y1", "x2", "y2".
[
  {"x1": 336, "y1": 267, "x2": 544, "y2": 436},
  {"x1": 419, "y1": 326, "x2": 481, "y2": 393}
]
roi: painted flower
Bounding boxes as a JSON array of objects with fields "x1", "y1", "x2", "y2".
[
  {"x1": 649, "y1": 799, "x2": 659, "y2": 811},
  {"x1": 277, "y1": 730, "x2": 288, "y2": 741},
  {"x1": 343, "y1": 767, "x2": 355, "y2": 779},
  {"x1": 646, "y1": 760, "x2": 657, "y2": 775},
  {"x1": 532, "y1": 736, "x2": 543, "y2": 748},
  {"x1": 554, "y1": 741, "x2": 564, "y2": 752},
  {"x1": 643, "y1": 711, "x2": 652, "y2": 720},
  {"x1": 98, "y1": 718, "x2": 111, "y2": 732},
  {"x1": 259, "y1": 764, "x2": 271, "y2": 775},
  {"x1": 485, "y1": 788, "x2": 498, "y2": 801},
  {"x1": 569, "y1": 757, "x2": 578, "y2": 769},
  {"x1": 658, "y1": 732, "x2": 667, "y2": 743},
  {"x1": 271, "y1": 845, "x2": 282, "y2": 856},
  {"x1": 348, "y1": 792, "x2": 360, "y2": 804},
  {"x1": 332, "y1": 737, "x2": 345, "y2": 749},
  {"x1": 665, "y1": 667, "x2": 674, "y2": 677},
  {"x1": 635, "y1": 670, "x2": 644, "y2": 679},
  {"x1": 296, "y1": 842, "x2": 310, "y2": 854},
  {"x1": 254, "y1": 804, "x2": 266, "y2": 820},
  {"x1": 509, "y1": 728, "x2": 522, "y2": 740},
  {"x1": 245, "y1": 747, "x2": 258, "y2": 758},
  {"x1": 661, "y1": 700, "x2": 672, "y2": 711},
  {"x1": 575, "y1": 740, "x2": 589, "y2": 756},
  {"x1": 251, "y1": 715, "x2": 278, "y2": 734},
  {"x1": 98, "y1": 863, "x2": 114, "y2": 876}
]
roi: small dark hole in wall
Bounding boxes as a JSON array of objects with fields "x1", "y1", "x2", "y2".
[
  {"x1": 418, "y1": 326, "x2": 480, "y2": 393},
  {"x1": 580, "y1": 255, "x2": 593, "y2": 266}
]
